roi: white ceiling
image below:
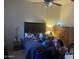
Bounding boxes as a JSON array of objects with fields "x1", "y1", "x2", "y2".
[{"x1": 25, "y1": 0, "x2": 73, "y2": 6}]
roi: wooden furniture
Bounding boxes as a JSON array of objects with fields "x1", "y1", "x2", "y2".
[
  {"x1": 62, "y1": 27, "x2": 74, "y2": 46},
  {"x1": 52, "y1": 26, "x2": 74, "y2": 46}
]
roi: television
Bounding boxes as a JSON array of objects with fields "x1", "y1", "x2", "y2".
[{"x1": 24, "y1": 22, "x2": 46, "y2": 33}]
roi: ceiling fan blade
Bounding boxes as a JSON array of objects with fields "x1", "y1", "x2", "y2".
[{"x1": 53, "y1": 2, "x2": 62, "y2": 6}]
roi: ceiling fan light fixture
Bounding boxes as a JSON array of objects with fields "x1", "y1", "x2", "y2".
[
  {"x1": 49, "y1": 2, "x2": 53, "y2": 6},
  {"x1": 45, "y1": 2, "x2": 53, "y2": 7}
]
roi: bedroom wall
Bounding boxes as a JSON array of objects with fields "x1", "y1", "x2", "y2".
[{"x1": 4, "y1": 0, "x2": 60, "y2": 50}]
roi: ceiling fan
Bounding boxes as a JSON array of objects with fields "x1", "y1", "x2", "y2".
[
  {"x1": 71, "y1": 0, "x2": 74, "y2": 2},
  {"x1": 32, "y1": 0, "x2": 62, "y2": 7}
]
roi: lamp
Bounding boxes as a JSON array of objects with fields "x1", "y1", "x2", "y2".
[{"x1": 56, "y1": 20, "x2": 65, "y2": 27}]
